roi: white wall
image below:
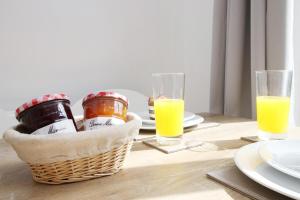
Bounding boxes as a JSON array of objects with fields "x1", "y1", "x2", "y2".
[{"x1": 0, "y1": 0, "x2": 213, "y2": 113}]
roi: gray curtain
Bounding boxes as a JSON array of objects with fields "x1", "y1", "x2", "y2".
[{"x1": 210, "y1": 0, "x2": 295, "y2": 121}]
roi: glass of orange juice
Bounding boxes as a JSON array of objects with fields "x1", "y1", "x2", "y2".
[
  {"x1": 152, "y1": 73, "x2": 185, "y2": 145},
  {"x1": 256, "y1": 70, "x2": 293, "y2": 140}
]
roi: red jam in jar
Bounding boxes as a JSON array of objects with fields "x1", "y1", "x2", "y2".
[
  {"x1": 15, "y1": 94, "x2": 77, "y2": 135},
  {"x1": 82, "y1": 91, "x2": 128, "y2": 130}
]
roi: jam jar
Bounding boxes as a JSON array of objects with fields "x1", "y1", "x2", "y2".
[
  {"x1": 82, "y1": 91, "x2": 128, "y2": 130},
  {"x1": 15, "y1": 94, "x2": 77, "y2": 135}
]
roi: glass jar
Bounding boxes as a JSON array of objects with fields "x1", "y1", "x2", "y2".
[
  {"x1": 82, "y1": 91, "x2": 128, "y2": 130},
  {"x1": 15, "y1": 94, "x2": 77, "y2": 135}
]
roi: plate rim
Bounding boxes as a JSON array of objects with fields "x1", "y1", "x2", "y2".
[
  {"x1": 234, "y1": 142, "x2": 300, "y2": 199},
  {"x1": 259, "y1": 140, "x2": 300, "y2": 179},
  {"x1": 140, "y1": 114, "x2": 204, "y2": 130},
  {"x1": 139, "y1": 111, "x2": 196, "y2": 125}
]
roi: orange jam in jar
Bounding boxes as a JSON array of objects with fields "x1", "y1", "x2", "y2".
[{"x1": 82, "y1": 91, "x2": 128, "y2": 130}]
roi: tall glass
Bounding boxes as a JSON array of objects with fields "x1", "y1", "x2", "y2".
[
  {"x1": 152, "y1": 73, "x2": 185, "y2": 145},
  {"x1": 256, "y1": 70, "x2": 293, "y2": 140}
]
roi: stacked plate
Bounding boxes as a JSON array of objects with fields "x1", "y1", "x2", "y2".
[
  {"x1": 234, "y1": 140, "x2": 300, "y2": 199},
  {"x1": 137, "y1": 111, "x2": 204, "y2": 130}
]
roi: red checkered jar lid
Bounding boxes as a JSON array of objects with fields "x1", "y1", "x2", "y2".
[
  {"x1": 15, "y1": 93, "x2": 70, "y2": 118},
  {"x1": 82, "y1": 91, "x2": 128, "y2": 106}
]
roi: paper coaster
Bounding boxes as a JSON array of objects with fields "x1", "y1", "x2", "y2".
[
  {"x1": 143, "y1": 138, "x2": 204, "y2": 154},
  {"x1": 207, "y1": 166, "x2": 293, "y2": 200},
  {"x1": 134, "y1": 135, "x2": 156, "y2": 142}
]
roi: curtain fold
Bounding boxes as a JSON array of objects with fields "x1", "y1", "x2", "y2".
[
  {"x1": 210, "y1": 0, "x2": 296, "y2": 124},
  {"x1": 209, "y1": 0, "x2": 227, "y2": 115}
]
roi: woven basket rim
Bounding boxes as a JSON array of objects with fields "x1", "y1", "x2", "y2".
[{"x1": 3, "y1": 112, "x2": 141, "y2": 165}]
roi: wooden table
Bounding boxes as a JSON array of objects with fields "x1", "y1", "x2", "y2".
[{"x1": 0, "y1": 114, "x2": 297, "y2": 200}]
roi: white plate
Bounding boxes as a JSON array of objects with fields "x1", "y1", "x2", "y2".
[
  {"x1": 138, "y1": 111, "x2": 196, "y2": 125},
  {"x1": 259, "y1": 140, "x2": 300, "y2": 179},
  {"x1": 234, "y1": 142, "x2": 300, "y2": 199},
  {"x1": 140, "y1": 115, "x2": 204, "y2": 130}
]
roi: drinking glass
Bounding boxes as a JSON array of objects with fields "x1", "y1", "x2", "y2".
[
  {"x1": 152, "y1": 73, "x2": 185, "y2": 145},
  {"x1": 256, "y1": 70, "x2": 293, "y2": 140}
]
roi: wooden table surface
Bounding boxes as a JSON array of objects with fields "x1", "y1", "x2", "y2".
[{"x1": 0, "y1": 114, "x2": 297, "y2": 200}]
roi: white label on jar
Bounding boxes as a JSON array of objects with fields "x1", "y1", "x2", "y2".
[
  {"x1": 84, "y1": 117, "x2": 125, "y2": 130},
  {"x1": 31, "y1": 119, "x2": 76, "y2": 135}
]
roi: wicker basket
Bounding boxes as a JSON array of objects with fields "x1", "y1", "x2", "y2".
[
  {"x1": 3, "y1": 113, "x2": 141, "y2": 184},
  {"x1": 30, "y1": 142, "x2": 132, "y2": 184}
]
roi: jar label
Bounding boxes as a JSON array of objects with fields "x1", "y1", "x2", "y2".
[
  {"x1": 31, "y1": 119, "x2": 76, "y2": 135},
  {"x1": 84, "y1": 117, "x2": 125, "y2": 130}
]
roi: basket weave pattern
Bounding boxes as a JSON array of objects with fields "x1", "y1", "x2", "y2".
[{"x1": 29, "y1": 142, "x2": 132, "y2": 184}]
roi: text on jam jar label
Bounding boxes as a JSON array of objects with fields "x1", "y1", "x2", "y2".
[
  {"x1": 31, "y1": 119, "x2": 76, "y2": 135},
  {"x1": 84, "y1": 117, "x2": 125, "y2": 130}
]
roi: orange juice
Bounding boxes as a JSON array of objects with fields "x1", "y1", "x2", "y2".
[
  {"x1": 256, "y1": 96, "x2": 290, "y2": 133},
  {"x1": 154, "y1": 99, "x2": 184, "y2": 137}
]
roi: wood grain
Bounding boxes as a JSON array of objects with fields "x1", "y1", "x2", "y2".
[{"x1": 1, "y1": 114, "x2": 299, "y2": 200}]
